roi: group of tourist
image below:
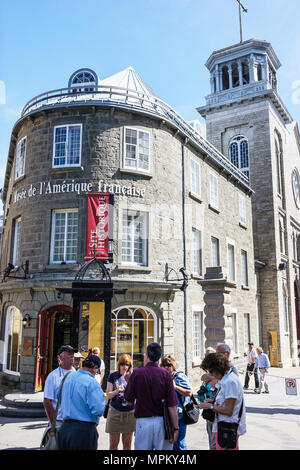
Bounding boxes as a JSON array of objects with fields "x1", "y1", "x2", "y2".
[{"x1": 42, "y1": 340, "x2": 270, "y2": 451}]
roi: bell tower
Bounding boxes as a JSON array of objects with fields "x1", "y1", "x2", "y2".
[{"x1": 198, "y1": 39, "x2": 300, "y2": 367}]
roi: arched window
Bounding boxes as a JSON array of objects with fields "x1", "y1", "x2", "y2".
[
  {"x1": 4, "y1": 306, "x2": 23, "y2": 373},
  {"x1": 68, "y1": 69, "x2": 98, "y2": 93},
  {"x1": 275, "y1": 133, "x2": 283, "y2": 195},
  {"x1": 111, "y1": 306, "x2": 157, "y2": 369},
  {"x1": 229, "y1": 136, "x2": 250, "y2": 180},
  {"x1": 242, "y1": 60, "x2": 249, "y2": 85},
  {"x1": 222, "y1": 66, "x2": 229, "y2": 90},
  {"x1": 232, "y1": 62, "x2": 239, "y2": 87}
]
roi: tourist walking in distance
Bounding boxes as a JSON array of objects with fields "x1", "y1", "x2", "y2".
[
  {"x1": 160, "y1": 354, "x2": 192, "y2": 450},
  {"x1": 244, "y1": 342, "x2": 259, "y2": 392},
  {"x1": 43, "y1": 345, "x2": 75, "y2": 429},
  {"x1": 198, "y1": 352, "x2": 246, "y2": 451},
  {"x1": 105, "y1": 354, "x2": 136, "y2": 450},
  {"x1": 58, "y1": 355, "x2": 106, "y2": 450},
  {"x1": 73, "y1": 351, "x2": 84, "y2": 370},
  {"x1": 124, "y1": 342, "x2": 179, "y2": 450},
  {"x1": 253, "y1": 347, "x2": 271, "y2": 394}
]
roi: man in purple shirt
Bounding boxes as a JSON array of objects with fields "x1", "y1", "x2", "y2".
[{"x1": 124, "y1": 342, "x2": 179, "y2": 450}]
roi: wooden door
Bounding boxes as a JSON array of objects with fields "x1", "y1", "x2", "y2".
[{"x1": 34, "y1": 311, "x2": 51, "y2": 392}]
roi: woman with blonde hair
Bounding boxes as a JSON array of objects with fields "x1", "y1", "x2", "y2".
[
  {"x1": 105, "y1": 354, "x2": 135, "y2": 450},
  {"x1": 160, "y1": 354, "x2": 192, "y2": 450}
]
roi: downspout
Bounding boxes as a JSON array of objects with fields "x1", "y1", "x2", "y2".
[{"x1": 182, "y1": 140, "x2": 188, "y2": 375}]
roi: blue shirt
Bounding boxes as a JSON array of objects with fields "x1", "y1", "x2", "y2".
[
  {"x1": 173, "y1": 371, "x2": 192, "y2": 414},
  {"x1": 255, "y1": 353, "x2": 270, "y2": 369},
  {"x1": 60, "y1": 370, "x2": 106, "y2": 424}
]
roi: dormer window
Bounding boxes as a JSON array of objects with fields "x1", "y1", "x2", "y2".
[{"x1": 68, "y1": 68, "x2": 99, "y2": 93}]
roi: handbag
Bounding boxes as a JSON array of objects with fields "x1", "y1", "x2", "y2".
[
  {"x1": 201, "y1": 408, "x2": 215, "y2": 422},
  {"x1": 178, "y1": 393, "x2": 199, "y2": 425},
  {"x1": 40, "y1": 371, "x2": 71, "y2": 450},
  {"x1": 216, "y1": 401, "x2": 244, "y2": 449},
  {"x1": 161, "y1": 398, "x2": 173, "y2": 441},
  {"x1": 103, "y1": 399, "x2": 110, "y2": 419}
]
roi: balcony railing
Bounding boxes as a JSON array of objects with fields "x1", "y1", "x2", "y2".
[{"x1": 21, "y1": 84, "x2": 250, "y2": 188}]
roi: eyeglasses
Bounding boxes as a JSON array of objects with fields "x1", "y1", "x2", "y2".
[
  {"x1": 163, "y1": 363, "x2": 173, "y2": 368},
  {"x1": 120, "y1": 363, "x2": 131, "y2": 367}
]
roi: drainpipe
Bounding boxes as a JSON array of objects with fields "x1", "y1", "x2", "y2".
[{"x1": 182, "y1": 141, "x2": 188, "y2": 376}]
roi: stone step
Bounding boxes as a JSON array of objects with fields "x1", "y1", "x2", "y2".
[
  {"x1": 0, "y1": 392, "x2": 47, "y2": 418},
  {"x1": 4, "y1": 392, "x2": 44, "y2": 409},
  {"x1": 0, "y1": 402, "x2": 47, "y2": 418}
]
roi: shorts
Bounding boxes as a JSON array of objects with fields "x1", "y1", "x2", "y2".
[{"x1": 105, "y1": 406, "x2": 136, "y2": 434}]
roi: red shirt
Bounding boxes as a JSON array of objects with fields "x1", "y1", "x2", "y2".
[{"x1": 124, "y1": 362, "x2": 178, "y2": 418}]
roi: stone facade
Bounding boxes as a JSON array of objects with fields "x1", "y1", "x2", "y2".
[
  {"x1": 198, "y1": 39, "x2": 300, "y2": 367},
  {"x1": 0, "y1": 67, "x2": 256, "y2": 392}
]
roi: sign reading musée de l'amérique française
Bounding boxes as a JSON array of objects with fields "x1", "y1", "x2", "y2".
[{"x1": 13, "y1": 179, "x2": 146, "y2": 203}]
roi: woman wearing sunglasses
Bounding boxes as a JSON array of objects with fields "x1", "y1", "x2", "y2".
[
  {"x1": 160, "y1": 354, "x2": 192, "y2": 450},
  {"x1": 105, "y1": 354, "x2": 136, "y2": 450}
]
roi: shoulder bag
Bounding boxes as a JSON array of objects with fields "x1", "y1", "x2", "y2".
[
  {"x1": 173, "y1": 373, "x2": 199, "y2": 425},
  {"x1": 40, "y1": 371, "x2": 71, "y2": 450},
  {"x1": 216, "y1": 400, "x2": 244, "y2": 449}
]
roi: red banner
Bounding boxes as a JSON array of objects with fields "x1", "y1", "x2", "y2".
[{"x1": 85, "y1": 194, "x2": 109, "y2": 260}]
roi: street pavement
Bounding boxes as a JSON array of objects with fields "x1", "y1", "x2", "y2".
[{"x1": 0, "y1": 367, "x2": 299, "y2": 451}]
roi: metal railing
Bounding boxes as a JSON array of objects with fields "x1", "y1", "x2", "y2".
[{"x1": 21, "y1": 84, "x2": 251, "y2": 188}]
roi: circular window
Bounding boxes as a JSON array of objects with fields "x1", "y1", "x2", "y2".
[{"x1": 292, "y1": 168, "x2": 300, "y2": 208}]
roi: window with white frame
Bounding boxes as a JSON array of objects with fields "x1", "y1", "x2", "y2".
[
  {"x1": 15, "y1": 136, "x2": 27, "y2": 180},
  {"x1": 243, "y1": 313, "x2": 250, "y2": 349},
  {"x1": 241, "y1": 249, "x2": 248, "y2": 286},
  {"x1": 50, "y1": 209, "x2": 78, "y2": 263},
  {"x1": 53, "y1": 124, "x2": 82, "y2": 167},
  {"x1": 4, "y1": 306, "x2": 23, "y2": 373},
  {"x1": 193, "y1": 310, "x2": 203, "y2": 361},
  {"x1": 190, "y1": 158, "x2": 201, "y2": 197},
  {"x1": 192, "y1": 229, "x2": 202, "y2": 275},
  {"x1": 209, "y1": 172, "x2": 218, "y2": 209},
  {"x1": 239, "y1": 194, "x2": 247, "y2": 225},
  {"x1": 122, "y1": 211, "x2": 148, "y2": 266},
  {"x1": 227, "y1": 243, "x2": 235, "y2": 281},
  {"x1": 229, "y1": 135, "x2": 250, "y2": 180},
  {"x1": 12, "y1": 217, "x2": 21, "y2": 267},
  {"x1": 211, "y1": 236, "x2": 220, "y2": 266},
  {"x1": 124, "y1": 128, "x2": 150, "y2": 172}
]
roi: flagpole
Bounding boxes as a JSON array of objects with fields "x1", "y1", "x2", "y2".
[{"x1": 238, "y1": 1, "x2": 243, "y2": 42}]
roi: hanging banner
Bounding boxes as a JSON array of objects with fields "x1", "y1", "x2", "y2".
[{"x1": 85, "y1": 193, "x2": 109, "y2": 260}]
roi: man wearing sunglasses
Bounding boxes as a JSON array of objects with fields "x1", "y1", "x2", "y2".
[{"x1": 124, "y1": 342, "x2": 179, "y2": 450}]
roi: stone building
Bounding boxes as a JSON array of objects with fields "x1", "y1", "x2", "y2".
[
  {"x1": 0, "y1": 66, "x2": 256, "y2": 392},
  {"x1": 198, "y1": 38, "x2": 300, "y2": 367}
]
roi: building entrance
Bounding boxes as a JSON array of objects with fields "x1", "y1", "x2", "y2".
[{"x1": 34, "y1": 305, "x2": 72, "y2": 392}]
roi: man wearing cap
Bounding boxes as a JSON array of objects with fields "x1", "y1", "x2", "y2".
[
  {"x1": 244, "y1": 342, "x2": 259, "y2": 392},
  {"x1": 58, "y1": 355, "x2": 106, "y2": 450},
  {"x1": 74, "y1": 351, "x2": 84, "y2": 370},
  {"x1": 43, "y1": 345, "x2": 75, "y2": 429}
]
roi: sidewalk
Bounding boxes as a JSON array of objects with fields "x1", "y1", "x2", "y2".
[{"x1": 0, "y1": 367, "x2": 299, "y2": 451}]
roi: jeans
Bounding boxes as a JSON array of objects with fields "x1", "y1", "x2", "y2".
[
  {"x1": 244, "y1": 363, "x2": 259, "y2": 389},
  {"x1": 173, "y1": 416, "x2": 187, "y2": 450}
]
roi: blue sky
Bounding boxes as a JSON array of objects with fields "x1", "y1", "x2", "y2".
[{"x1": 1, "y1": 0, "x2": 300, "y2": 188}]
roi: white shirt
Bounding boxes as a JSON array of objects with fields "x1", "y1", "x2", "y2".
[
  {"x1": 213, "y1": 370, "x2": 246, "y2": 436},
  {"x1": 247, "y1": 348, "x2": 257, "y2": 363},
  {"x1": 44, "y1": 366, "x2": 75, "y2": 421}
]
